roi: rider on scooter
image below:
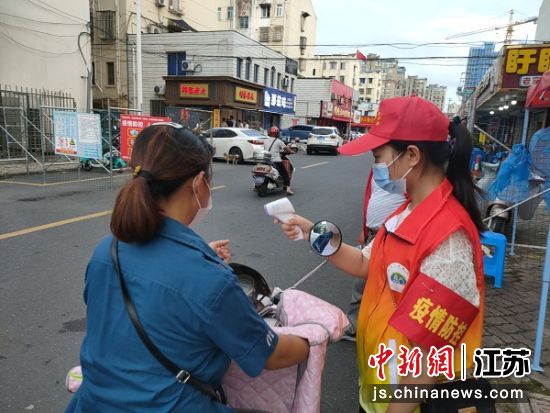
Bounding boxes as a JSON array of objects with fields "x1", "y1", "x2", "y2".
[{"x1": 265, "y1": 126, "x2": 294, "y2": 196}]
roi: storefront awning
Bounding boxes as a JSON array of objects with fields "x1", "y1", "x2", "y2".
[
  {"x1": 526, "y1": 71, "x2": 550, "y2": 109},
  {"x1": 169, "y1": 19, "x2": 197, "y2": 32}
]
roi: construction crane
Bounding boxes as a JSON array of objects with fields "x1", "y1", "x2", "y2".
[{"x1": 446, "y1": 10, "x2": 537, "y2": 44}]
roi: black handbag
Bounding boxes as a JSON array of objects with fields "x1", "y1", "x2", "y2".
[
  {"x1": 110, "y1": 238, "x2": 226, "y2": 404},
  {"x1": 420, "y1": 378, "x2": 496, "y2": 413}
]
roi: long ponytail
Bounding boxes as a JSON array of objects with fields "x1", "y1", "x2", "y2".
[{"x1": 447, "y1": 121, "x2": 485, "y2": 231}]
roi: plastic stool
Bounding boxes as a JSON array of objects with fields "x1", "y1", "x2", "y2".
[{"x1": 480, "y1": 231, "x2": 507, "y2": 288}]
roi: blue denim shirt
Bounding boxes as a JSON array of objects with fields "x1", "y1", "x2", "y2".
[{"x1": 66, "y1": 217, "x2": 278, "y2": 412}]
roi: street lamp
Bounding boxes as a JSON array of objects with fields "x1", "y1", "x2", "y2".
[
  {"x1": 503, "y1": 104, "x2": 509, "y2": 110},
  {"x1": 498, "y1": 106, "x2": 504, "y2": 111},
  {"x1": 511, "y1": 100, "x2": 517, "y2": 105},
  {"x1": 490, "y1": 110, "x2": 495, "y2": 115}
]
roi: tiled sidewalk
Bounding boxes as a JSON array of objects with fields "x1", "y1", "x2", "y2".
[{"x1": 485, "y1": 250, "x2": 550, "y2": 412}]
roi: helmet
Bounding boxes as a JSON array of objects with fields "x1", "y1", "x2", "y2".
[{"x1": 268, "y1": 126, "x2": 280, "y2": 138}]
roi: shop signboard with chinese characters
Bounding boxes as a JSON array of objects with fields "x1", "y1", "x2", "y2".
[
  {"x1": 120, "y1": 114, "x2": 170, "y2": 161},
  {"x1": 235, "y1": 86, "x2": 258, "y2": 104},
  {"x1": 361, "y1": 115, "x2": 376, "y2": 126},
  {"x1": 180, "y1": 83, "x2": 209, "y2": 99},
  {"x1": 330, "y1": 79, "x2": 353, "y2": 122},
  {"x1": 502, "y1": 45, "x2": 550, "y2": 89},
  {"x1": 53, "y1": 111, "x2": 102, "y2": 158},
  {"x1": 262, "y1": 87, "x2": 295, "y2": 114}
]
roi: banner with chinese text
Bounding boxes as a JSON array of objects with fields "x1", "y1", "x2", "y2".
[
  {"x1": 53, "y1": 111, "x2": 102, "y2": 158},
  {"x1": 119, "y1": 114, "x2": 170, "y2": 161}
]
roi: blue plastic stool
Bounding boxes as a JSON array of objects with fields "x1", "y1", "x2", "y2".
[{"x1": 480, "y1": 231, "x2": 507, "y2": 288}]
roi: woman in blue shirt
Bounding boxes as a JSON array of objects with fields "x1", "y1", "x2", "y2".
[{"x1": 66, "y1": 123, "x2": 309, "y2": 412}]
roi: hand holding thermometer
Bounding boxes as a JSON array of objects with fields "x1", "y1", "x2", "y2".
[{"x1": 264, "y1": 197, "x2": 304, "y2": 240}]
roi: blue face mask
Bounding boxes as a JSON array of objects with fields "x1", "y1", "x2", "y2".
[{"x1": 372, "y1": 152, "x2": 413, "y2": 195}]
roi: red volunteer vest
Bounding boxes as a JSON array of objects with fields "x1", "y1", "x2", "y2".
[{"x1": 357, "y1": 179, "x2": 485, "y2": 413}]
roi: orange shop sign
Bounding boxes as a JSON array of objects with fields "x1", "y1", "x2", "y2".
[
  {"x1": 235, "y1": 86, "x2": 257, "y2": 104},
  {"x1": 180, "y1": 83, "x2": 209, "y2": 98},
  {"x1": 361, "y1": 115, "x2": 376, "y2": 125}
]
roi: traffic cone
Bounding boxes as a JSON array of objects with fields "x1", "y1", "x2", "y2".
[{"x1": 472, "y1": 155, "x2": 481, "y2": 178}]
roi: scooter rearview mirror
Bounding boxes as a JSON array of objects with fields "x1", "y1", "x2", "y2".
[{"x1": 309, "y1": 221, "x2": 343, "y2": 257}]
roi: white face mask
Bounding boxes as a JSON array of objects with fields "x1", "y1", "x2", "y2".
[{"x1": 190, "y1": 174, "x2": 212, "y2": 226}]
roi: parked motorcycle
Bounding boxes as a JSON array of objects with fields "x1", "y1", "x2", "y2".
[
  {"x1": 80, "y1": 133, "x2": 126, "y2": 172},
  {"x1": 252, "y1": 150, "x2": 294, "y2": 197},
  {"x1": 80, "y1": 148, "x2": 127, "y2": 172},
  {"x1": 477, "y1": 161, "x2": 510, "y2": 233},
  {"x1": 477, "y1": 158, "x2": 546, "y2": 233}
]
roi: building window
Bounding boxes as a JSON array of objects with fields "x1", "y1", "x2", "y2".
[
  {"x1": 236, "y1": 57, "x2": 243, "y2": 78},
  {"x1": 260, "y1": 4, "x2": 271, "y2": 18},
  {"x1": 368, "y1": 78, "x2": 373, "y2": 84},
  {"x1": 322, "y1": 62, "x2": 326, "y2": 70},
  {"x1": 299, "y1": 36, "x2": 307, "y2": 56},
  {"x1": 276, "y1": 3, "x2": 283, "y2": 16},
  {"x1": 239, "y1": 16, "x2": 249, "y2": 28},
  {"x1": 97, "y1": 10, "x2": 116, "y2": 40},
  {"x1": 300, "y1": 11, "x2": 310, "y2": 32},
  {"x1": 264, "y1": 68, "x2": 269, "y2": 86},
  {"x1": 107, "y1": 62, "x2": 115, "y2": 85},
  {"x1": 92, "y1": 62, "x2": 96, "y2": 84},
  {"x1": 217, "y1": 7, "x2": 222, "y2": 20},
  {"x1": 359, "y1": 88, "x2": 365, "y2": 95},
  {"x1": 339, "y1": 76, "x2": 345, "y2": 83},
  {"x1": 329, "y1": 61, "x2": 337, "y2": 70},
  {"x1": 366, "y1": 88, "x2": 373, "y2": 95},
  {"x1": 227, "y1": 6, "x2": 234, "y2": 19},
  {"x1": 271, "y1": 67, "x2": 275, "y2": 87},
  {"x1": 253, "y1": 64, "x2": 259, "y2": 83},
  {"x1": 150, "y1": 100, "x2": 165, "y2": 116},
  {"x1": 277, "y1": 73, "x2": 281, "y2": 89},
  {"x1": 290, "y1": 77, "x2": 294, "y2": 93},
  {"x1": 167, "y1": 51, "x2": 187, "y2": 76},
  {"x1": 312, "y1": 69, "x2": 316, "y2": 76},
  {"x1": 359, "y1": 77, "x2": 365, "y2": 85},
  {"x1": 245, "y1": 58, "x2": 251, "y2": 80},
  {"x1": 340, "y1": 62, "x2": 346, "y2": 70}
]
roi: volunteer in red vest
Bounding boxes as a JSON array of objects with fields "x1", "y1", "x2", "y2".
[{"x1": 278, "y1": 96, "x2": 485, "y2": 413}]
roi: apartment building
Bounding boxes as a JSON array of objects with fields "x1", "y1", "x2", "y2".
[
  {"x1": 90, "y1": 0, "x2": 316, "y2": 108},
  {"x1": 210, "y1": 0, "x2": 317, "y2": 73},
  {"x1": 425, "y1": 84, "x2": 447, "y2": 111},
  {"x1": 127, "y1": 30, "x2": 297, "y2": 129},
  {"x1": 403, "y1": 75, "x2": 428, "y2": 98}
]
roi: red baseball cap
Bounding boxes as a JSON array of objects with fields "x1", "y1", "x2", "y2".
[{"x1": 338, "y1": 96, "x2": 450, "y2": 155}]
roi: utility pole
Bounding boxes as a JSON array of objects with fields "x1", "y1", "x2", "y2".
[{"x1": 136, "y1": 0, "x2": 143, "y2": 112}]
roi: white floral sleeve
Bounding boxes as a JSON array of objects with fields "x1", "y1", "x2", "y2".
[{"x1": 420, "y1": 229, "x2": 480, "y2": 307}]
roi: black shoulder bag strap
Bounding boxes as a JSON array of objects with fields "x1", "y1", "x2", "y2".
[
  {"x1": 268, "y1": 136, "x2": 279, "y2": 152},
  {"x1": 110, "y1": 238, "x2": 225, "y2": 403}
]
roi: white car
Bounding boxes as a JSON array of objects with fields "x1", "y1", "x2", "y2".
[
  {"x1": 200, "y1": 128, "x2": 268, "y2": 163},
  {"x1": 306, "y1": 126, "x2": 344, "y2": 155}
]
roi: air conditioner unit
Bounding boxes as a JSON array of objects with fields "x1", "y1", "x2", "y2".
[
  {"x1": 181, "y1": 60, "x2": 195, "y2": 72},
  {"x1": 147, "y1": 25, "x2": 161, "y2": 34},
  {"x1": 156, "y1": 0, "x2": 166, "y2": 6},
  {"x1": 153, "y1": 85, "x2": 165, "y2": 95}
]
